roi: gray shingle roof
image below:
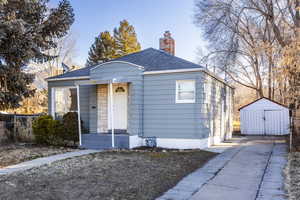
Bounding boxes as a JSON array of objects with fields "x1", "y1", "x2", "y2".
[{"x1": 47, "y1": 48, "x2": 204, "y2": 80}]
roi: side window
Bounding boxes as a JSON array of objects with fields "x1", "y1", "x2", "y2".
[{"x1": 176, "y1": 80, "x2": 196, "y2": 103}]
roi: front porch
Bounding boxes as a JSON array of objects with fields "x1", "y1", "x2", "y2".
[
  {"x1": 77, "y1": 81, "x2": 130, "y2": 149},
  {"x1": 73, "y1": 62, "x2": 144, "y2": 150},
  {"x1": 76, "y1": 79, "x2": 135, "y2": 150}
]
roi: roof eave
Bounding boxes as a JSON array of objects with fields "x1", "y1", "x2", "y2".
[
  {"x1": 46, "y1": 76, "x2": 90, "y2": 82},
  {"x1": 238, "y1": 97, "x2": 289, "y2": 111},
  {"x1": 144, "y1": 68, "x2": 234, "y2": 88}
]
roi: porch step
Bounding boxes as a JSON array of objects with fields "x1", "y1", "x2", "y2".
[{"x1": 81, "y1": 133, "x2": 129, "y2": 150}]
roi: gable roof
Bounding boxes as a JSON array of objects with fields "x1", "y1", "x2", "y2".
[
  {"x1": 47, "y1": 48, "x2": 204, "y2": 80},
  {"x1": 238, "y1": 97, "x2": 289, "y2": 111}
]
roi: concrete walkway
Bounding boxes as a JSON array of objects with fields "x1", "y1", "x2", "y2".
[
  {"x1": 157, "y1": 136, "x2": 288, "y2": 200},
  {"x1": 0, "y1": 150, "x2": 100, "y2": 175}
]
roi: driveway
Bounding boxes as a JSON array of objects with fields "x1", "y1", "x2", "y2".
[{"x1": 158, "y1": 136, "x2": 288, "y2": 200}]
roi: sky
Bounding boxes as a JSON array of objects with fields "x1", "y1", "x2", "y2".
[{"x1": 50, "y1": 0, "x2": 206, "y2": 66}]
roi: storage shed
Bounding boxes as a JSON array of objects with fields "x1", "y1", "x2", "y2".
[{"x1": 239, "y1": 98, "x2": 290, "y2": 135}]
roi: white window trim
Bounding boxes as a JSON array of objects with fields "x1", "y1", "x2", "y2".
[
  {"x1": 51, "y1": 86, "x2": 77, "y2": 119},
  {"x1": 175, "y1": 80, "x2": 196, "y2": 104}
]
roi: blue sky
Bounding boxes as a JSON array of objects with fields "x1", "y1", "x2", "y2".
[{"x1": 51, "y1": 0, "x2": 206, "y2": 66}]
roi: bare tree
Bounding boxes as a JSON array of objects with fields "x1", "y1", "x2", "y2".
[
  {"x1": 27, "y1": 31, "x2": 78, "y2": 89},
  {"x1": 194, "y1": 0, "x2": 299, "y2": 101},
  {"x1": 13, "y1": 31, "x2": 78, "y2": 114}
]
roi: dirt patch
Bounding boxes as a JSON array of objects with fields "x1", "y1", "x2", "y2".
[
  {"x1": 286, "y1": 152, "x2": 300, "y2": 200},
  {"x1": 0, "y1": 144, "x2": 77, "y2": 168},
  {"x1": 0, "y1": 150, "x2": 216, "y2": 200}
]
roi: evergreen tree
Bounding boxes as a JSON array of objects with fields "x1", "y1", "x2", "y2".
[
  {"x1": 86, "y1": 20, "x2": 141, "y2": 66},
  {"x1": 114, "y1": 20, "x2": 141, "y2": 57},
  {"x1": 86, "y1": 31, "x2": 116, "y2": 66},
  {"x1": 0, "y1": 0, "x2": 74, "y2": 110}
]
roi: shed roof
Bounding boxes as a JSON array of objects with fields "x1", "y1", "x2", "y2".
[
  {"x1": 238, "y1": 97, "x2": 289, "y2": 111},
  {"x1": 47, "y1": 48, "x2": 204, "y2": 80}
]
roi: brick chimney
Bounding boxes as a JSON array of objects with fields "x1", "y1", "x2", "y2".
[{"x1": 159, "y1": 31, "x2": 175, "y2": 55}]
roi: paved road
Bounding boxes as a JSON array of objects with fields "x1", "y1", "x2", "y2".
[{"x1": 158, "y1": 136, "x2": 288, "y2": 200}]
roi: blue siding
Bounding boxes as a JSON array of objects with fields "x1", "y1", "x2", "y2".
[
  {"x1": 81, "y1": 133, "x2": 129, "y2": 149},
  {"x1": 48, "y1": 65, "x2": 234, "y2": 147},
  {"x1": 143, "y1": 72, "x2": 210, "y2": 139},
  {"x1": 202, "y1": 74, "x2": 233, "y2": 142},
  {"x1": 89, "y1": 85, "x2": 97, "y2": 133}
]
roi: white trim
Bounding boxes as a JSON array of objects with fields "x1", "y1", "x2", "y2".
[
  {"x1": 109, "y1": 83, "x2": 115, "y2": 148},
  {"x1": 175, "y1": 80, "x2": 196, "y2": 104},
  {"x1": 156, "y1": 138, "x2": 209, "y2": 149},
  {"x1": 129, "y1": 135, "x2": 143, "y2": 148},
  {"x1": 90, "y1": 61, "x2": 144, "y2": 71},
  {"x1": 51, "y1": 88, "x2": 55, "y2": 117},
  {"x1": 46, "y1": 76, "x2": 90, "y2": 82},
  {"x1": 128, "y1": 136, "x2": 210, "y2": 149},
  {"x1": 144, "y1": 68, "x2": 203, "y2": 75},
  {"x1": 76, "y1": 85, "x2": 82, "y2": 146},
  {"x1": 208, "y1": 136, "x2": 222, "y2": 146}
]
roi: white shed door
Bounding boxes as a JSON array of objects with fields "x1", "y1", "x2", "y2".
[{"x1": 265, "y1": 110, "x2": 284, "y2": 135}]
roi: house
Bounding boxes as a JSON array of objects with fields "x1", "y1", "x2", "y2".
[
  {"x1": 239, "y1": 97, "x2": 290, "y2": 136},
  {"x1": 46, "y1": 31, "x2": 234, "y2": 149}
]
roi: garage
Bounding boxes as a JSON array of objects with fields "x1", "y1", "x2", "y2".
[{"x1": 239, "y1": 97, "x2": 290, "y2": 135}]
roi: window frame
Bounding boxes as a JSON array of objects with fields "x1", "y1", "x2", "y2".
[
  {"x1": 51, "y1": 86, "x2": 78, "y2": 119},
  {"x1": 175, "y1": 80, "x2": 196, "y2": 104}
]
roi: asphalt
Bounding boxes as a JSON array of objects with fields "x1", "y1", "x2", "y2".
[{"x1": 157, "y1": 136, "x2": 288, "y2": 200}]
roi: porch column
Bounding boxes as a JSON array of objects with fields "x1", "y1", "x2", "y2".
[
  {"x1": 76, "y1": 85, "x2": 82, "y2": 146},
  {"x1": 109, "y1": 82, "x2": 115, "y2": 148}
]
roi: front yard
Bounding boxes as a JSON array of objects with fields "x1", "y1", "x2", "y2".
[
  {"x1": 0, "y1": 144, "x2": 77, "y2": 168},
  {"x1": 0, "y1": 149, "x2": 216, "y2": 200}
]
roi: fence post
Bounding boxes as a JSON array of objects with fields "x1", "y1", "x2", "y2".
[{"x1": 290, "y1": 113, "x2": 293, "y2": 151}]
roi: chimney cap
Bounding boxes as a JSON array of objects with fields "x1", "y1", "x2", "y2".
[{"x1": 164, "y1": 31, "x2": 172, "y2": 37}]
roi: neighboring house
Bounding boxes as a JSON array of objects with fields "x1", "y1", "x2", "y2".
[
  {"x1": 239, "y1": 97, "x2": 290, "y2": 135},
  {"x1": 46, "y1": 31, "x2": 234, "y2": 149}
]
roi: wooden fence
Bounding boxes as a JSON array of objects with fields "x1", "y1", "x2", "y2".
[{"x1": 0, "y1": 113, "x2": 42, "y2": 144}]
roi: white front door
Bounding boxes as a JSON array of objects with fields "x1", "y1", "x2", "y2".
[{"x1": 107, "y1": 83, "x2": 128, "y2": 130}]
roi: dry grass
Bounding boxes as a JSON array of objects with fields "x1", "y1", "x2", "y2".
[
  {"x1": 286, "y1": 152, "x2": 300, "y2": 200},
  {"x1": 0, "y1": 144, "x2": 77, "y2": 168},
  {"x1": 0, "y1": 149, "x2": 216, "y2": 200}
]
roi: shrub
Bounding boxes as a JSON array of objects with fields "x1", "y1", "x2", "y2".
[
  {"x1": 62, "y1": 112, "x2": 79, "y2": 145},
  {"x1": 33, "y1": 113, "x2": 82, "y2": 146},
  {"x1": 32, "y1": 115, "x2": 64, "y2": 146}
]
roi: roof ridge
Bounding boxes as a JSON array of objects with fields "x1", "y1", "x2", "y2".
[
  {"x1": 147, "y1": 48, "x2": 204, "y2": 68},
  {"x1": 112, "y1": 48, "x2": 152, "y2": 61}
]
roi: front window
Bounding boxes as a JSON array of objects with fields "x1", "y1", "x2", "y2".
[
  {"x1": 53, "y1": 87, "x2": 78, "y2": 119},
  {"x1": 176, "y1": 80, "x2": 196, "y2": 103}
]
